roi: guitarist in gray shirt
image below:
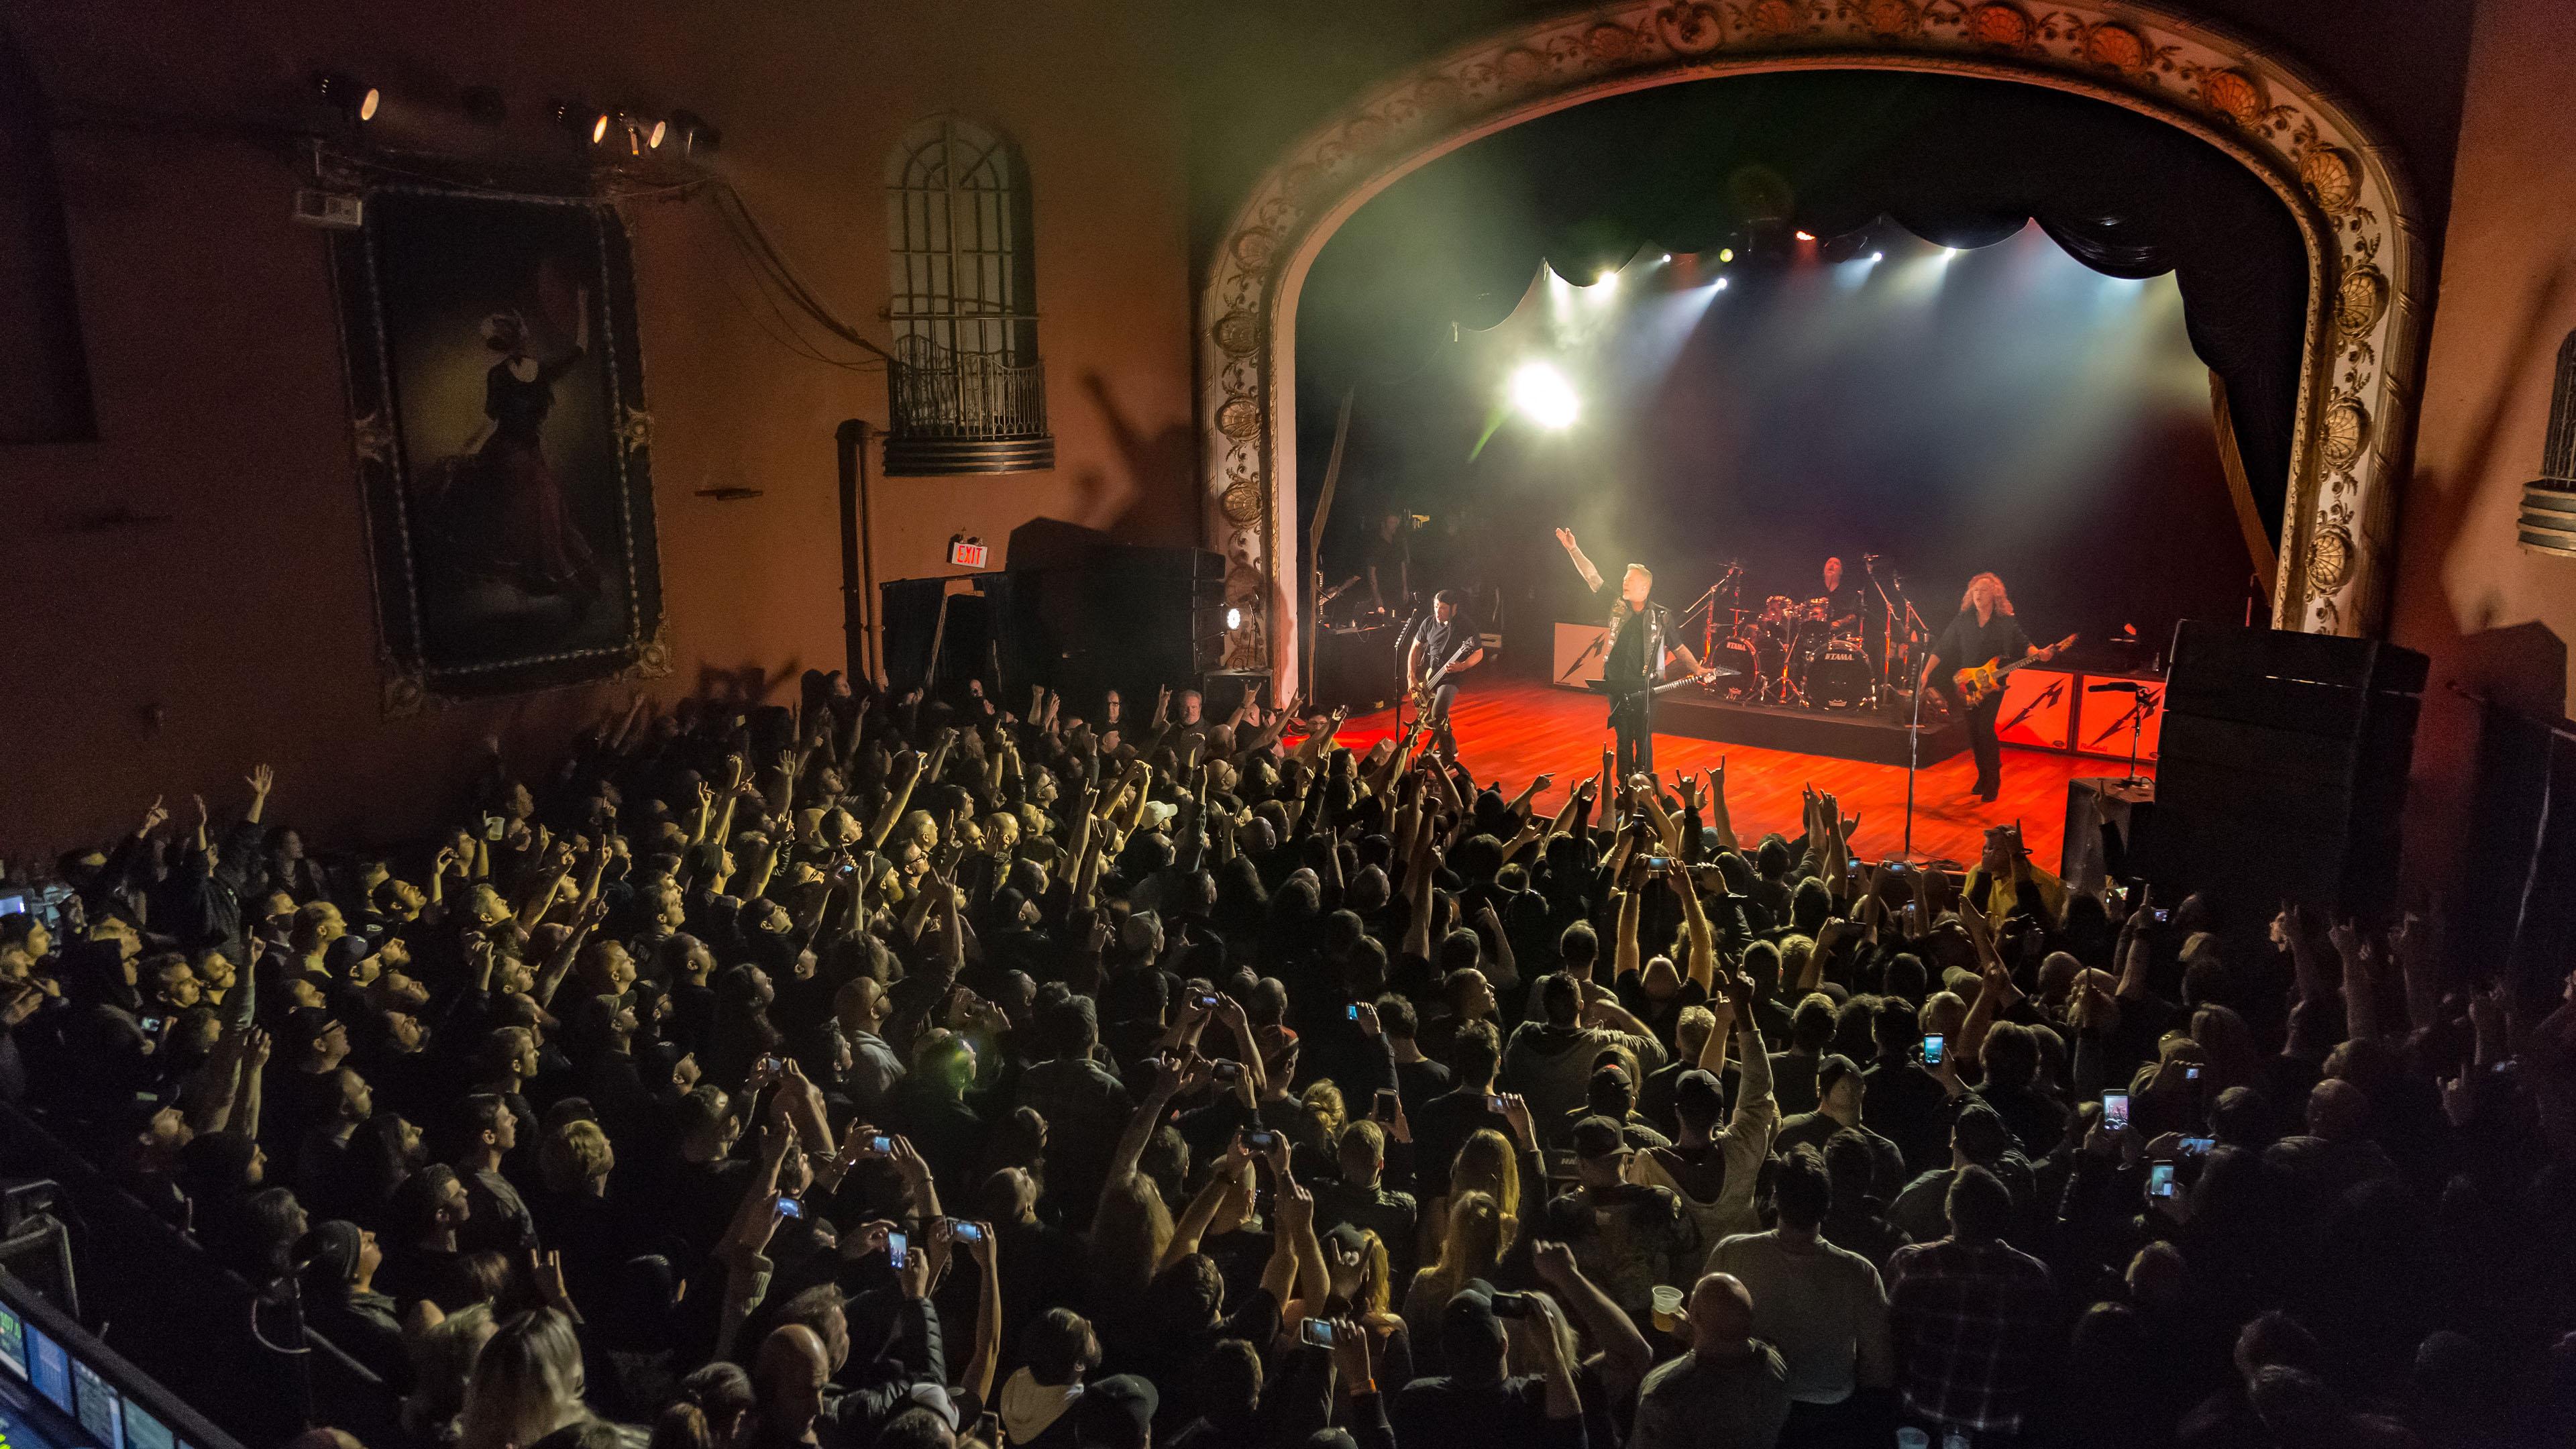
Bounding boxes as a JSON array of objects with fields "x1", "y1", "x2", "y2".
[{"x1": 1409, "y1": 588, "x2": 1486, "y2": 756}]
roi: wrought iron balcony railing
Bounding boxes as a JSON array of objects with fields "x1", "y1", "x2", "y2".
[{"x1": 883, "y1": 348, "x2": 1055, "y2": 475}]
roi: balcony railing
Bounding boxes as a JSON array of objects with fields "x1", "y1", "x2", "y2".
[{"x1": 885, "y1": 347, "x2": 1055, "y2": 475}]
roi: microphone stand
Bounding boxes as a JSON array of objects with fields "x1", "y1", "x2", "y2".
[{"x1": 1902, "y1": 659, "x2": 1927, "y2": 862}]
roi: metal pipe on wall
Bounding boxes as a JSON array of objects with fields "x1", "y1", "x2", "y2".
[{"x1": 835, "y1": 419, "x2": 882, "y2": 684}]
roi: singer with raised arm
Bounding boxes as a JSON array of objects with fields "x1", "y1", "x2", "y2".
[
  {"x1": 1918, "y1": 572, "x2": 2066, "y2": 804},
  {"x1": 1556, "y1": 527, "x2": 1703, "y2": 777},
  {"x1": 1407, "y1": 588, "x2": 1485, "y2": 757}
]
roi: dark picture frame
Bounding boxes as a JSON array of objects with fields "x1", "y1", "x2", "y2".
[{"x1": 328, "y1": 184, "x2": 666, "y2": 713}]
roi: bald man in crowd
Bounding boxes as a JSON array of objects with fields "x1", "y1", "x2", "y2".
[{"x1": 1627, "y1": 1272, "x2": 1792, "y2": 1449}]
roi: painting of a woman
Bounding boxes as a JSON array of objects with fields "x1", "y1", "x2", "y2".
[
  {"x1": 451, "y1": 294, "x2": 601, "y2": 598},
  {"x1": 336, "y1": 187, "x2": 662, "y2": 706}
]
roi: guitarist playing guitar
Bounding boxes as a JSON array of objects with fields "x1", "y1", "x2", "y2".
[
  {"x1": 1408, "y1": 588, "x2": 1486, "y2": 757},
  {"x1": 1556, "y1": 529, "x2": 1712, "y2": 777},
  {"x1": 1919, "y1": 571, "x2": 2073, "y2": 804}
]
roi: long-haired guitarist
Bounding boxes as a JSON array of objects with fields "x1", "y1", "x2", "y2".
[
  {"x1": 1555, "y1": 528, "x2": 1704, "y2": 777},
  {"x1": 1407, "y1": 588, "x2": 1485, "y2": 755},
  {"x1": 1919, "y1": 572, "x2": 2063, "y2": 804}
]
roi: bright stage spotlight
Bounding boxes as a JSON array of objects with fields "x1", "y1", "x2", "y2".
[
  {"x1": 313, "y1": 72, "x2": 380, "y2": 124},
  {"x1": 1718, "y1": 248, "x2": 1735, "y2": 263},
  {"x1": 1715, "y1": 277, "x2": 1729, "y2": 290},
  {"x1": 1794, "y1": 230, "x2": 1817, "y2": 241},
  {"x1": 1225, "y1": 606, "x2": 1243, "y2": 632},
  {"x1": 1508, "y1": 361, "x2": 1579, "y2": 429},
  {"x1": 1870, "y1": 251, "x2": 1884, "y2": 262}
]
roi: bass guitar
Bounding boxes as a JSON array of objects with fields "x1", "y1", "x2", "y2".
[
  {"x1": 1410, "y1": 637, "x2": 1482, "y2": 713},
  {"x1": 1952, "y1": 634, "x2": 2076, "y2": 708}
]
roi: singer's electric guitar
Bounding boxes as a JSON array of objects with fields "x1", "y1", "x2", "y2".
[{"x1": 1953, "y1": 635, "x2": 2077, "y2": 708}]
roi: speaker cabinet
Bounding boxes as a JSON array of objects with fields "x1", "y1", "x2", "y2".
[{"x1": 2143, "y1": 623, "x2": 2425, "y2": 919}]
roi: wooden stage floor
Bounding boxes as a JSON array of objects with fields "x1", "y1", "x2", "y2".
[{"x1": 1328, "y1": 678, "x2": 2151, "y2": 869}]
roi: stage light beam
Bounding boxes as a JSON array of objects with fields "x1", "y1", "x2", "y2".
[{"x1": 1509, "y1": 361, "x2": 1579, "y2": 429}]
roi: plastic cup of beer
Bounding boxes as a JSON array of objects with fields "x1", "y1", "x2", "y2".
[{"x1": 1649, "y1": 1284, "x2": 1684, "y2": 1332}]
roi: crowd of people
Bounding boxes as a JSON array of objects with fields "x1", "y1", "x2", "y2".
[{"x1": 2, "y1": 670, "x2": 2573, "y2": 1449}]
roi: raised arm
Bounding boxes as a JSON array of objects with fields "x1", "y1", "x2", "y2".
[
  {"x1": 1555, "y1": 527, "x2": 1605, "y2": 594},
  {"x1": 1532, "y1": 1239, "x2": 1651, "y2": 1399}
]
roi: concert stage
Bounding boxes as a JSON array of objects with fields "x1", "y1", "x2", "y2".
[
  {"x1": 1334, "y1": 678, "x2": 2139, "y2": 868},
  {"x1": 1648, "y1": 689, "x2": 1966, "y2": 767}
]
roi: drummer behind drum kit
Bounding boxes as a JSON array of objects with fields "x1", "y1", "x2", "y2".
[{"x1": 1685, "y1": 555, "x2": 1941, "y2": 718}]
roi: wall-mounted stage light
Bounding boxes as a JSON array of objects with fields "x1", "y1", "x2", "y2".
[
  {"x1": 1509, "y1": 361, "x2": 1579, "y2": 430},
  {"x1": 614, "y1": 110, "x2": 667, "y2": 154},
  {"x1": 1718, "y1": 248, "x2": 1735, "y2": 263},
  {"x1": 551, "y1": 99, "x2": 610, "y2": 144},
  {"x1": 1715, "y1": 277, "x2": 1729, "y2": 290},
  {"x1": 667, "y1": 109, "x2": 721, "y2": 156},
  {"x1": 1794, "y1": 230, "x2": 1817, "y2": 242},
  {"x1": 1225, "y1": 606, "x2": 1244, "y2": 632},
  {"x1": 1870, "y1": 251, "x2": 1884, "y2": 262},
  {"x1": 313, "y1": 72, "x2": 380, "y2": 124}
]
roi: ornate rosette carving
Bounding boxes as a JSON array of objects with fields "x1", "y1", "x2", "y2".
[
  {"x1": 2335, "y1": 265, "x2": 2387, "y2": 337},
  {"x1": 2321, "y1": 398, "x2": 2371, "y2": 470},
  {"x1": 1230, "y1": 229, "x2": 1279, "y2": 272},
  {"x1": 1222, "y1": 481, "x2": 1265, "y2": 525},
  {"x1": 2306, "y1": 525, "x2": 2354, "y2": 594},
  {"x1": 1212, "y1": 312, "x2": 1260, "y2": 356},
  {"x1": 1200, "y1": 0, "x2": 2428, "y2": 688},
  {"x1": 1585, "y1": 23, "x2": 1642, "y2": 60},
  {"x1": 2196, "y1": 67, "x2": 2265, "y2": 125},
  {"x1": 1856, "y1": 0, "x2": 1921, "y2": 38},
  {"x1": 1965, "y1": 3, "x2": 2035, "y2": 48},
  {"x1": 1217, "y1": 396, "x2": 1262, "y2": 443},
  {"x1": 1743, "y1": 0, "x2": 1809, "y2": 38},
  {"x1": 2083, "y1": 22, "x2": 2148, "y2": 72},
  {"x1": 2298, "y1": 146, "x2": 2359, "y2": 214}
]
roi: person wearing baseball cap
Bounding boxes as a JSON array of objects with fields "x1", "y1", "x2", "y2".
[
  {"x1": 1562, "y1": 1113, "x2": 1698, "y2": 1318},
  {"x1": 1389, "y1": 1283, "x2": 1585, "y2": 1449}
]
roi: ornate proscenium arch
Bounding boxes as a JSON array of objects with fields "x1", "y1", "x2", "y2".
[{"x1": 1199, "y1": 0, "x2": 2426, "y2": 698}]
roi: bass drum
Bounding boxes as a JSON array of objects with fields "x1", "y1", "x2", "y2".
[
  {"x1": 1802, "y1": 635, "x2": 1874, "y2": 710},
  {"x1": 1709, "y1": 635, "x2": 1762, "y2": 699}
]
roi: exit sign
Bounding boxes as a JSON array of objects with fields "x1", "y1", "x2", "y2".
[{"x1": 948, "y1": 538, "x2": 989, "y2": 569}]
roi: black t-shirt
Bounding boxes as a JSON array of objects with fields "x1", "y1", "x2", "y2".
[
  {"x1": 1819, "y1": 580, "x2": 1866, "y2": 631},
  {"x1": 1931, "y1": 608, "x2": 2032, "y2": 697},
  {"x1": 1416, "y1": 615, "x2": 1470, "y2": 682}
]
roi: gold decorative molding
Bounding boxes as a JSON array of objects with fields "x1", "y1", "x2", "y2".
[{"x1": 1197, "y1": 0, "x2": 2428, "y2": 695}]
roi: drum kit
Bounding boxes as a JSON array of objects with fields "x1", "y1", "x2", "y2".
[{"x1": 1684, "y1": 557, "x2": 1943, "y2": 718}]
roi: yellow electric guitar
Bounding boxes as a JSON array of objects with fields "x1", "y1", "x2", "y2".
[{"x1": 1952, "y1": 635, "x2": 2076, "y2": 708}]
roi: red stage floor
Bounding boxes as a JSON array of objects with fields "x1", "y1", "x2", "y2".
[{"x1": 1328, "y1": 678, "x2": 2150, "y2": 869}]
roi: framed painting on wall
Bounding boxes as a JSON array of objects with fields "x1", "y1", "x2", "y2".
[{"x1": 329, "y1": 184, "x2": 666, "y2": 712}]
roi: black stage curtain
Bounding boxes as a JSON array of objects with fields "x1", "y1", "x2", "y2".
[{"x1": 1299, "y1": 70, "x2": 2309, "y2": 535}]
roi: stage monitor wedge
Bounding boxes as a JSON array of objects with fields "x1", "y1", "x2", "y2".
[{"x1": 2141, "y1": 623, "x2": 2424, "y2": 922}]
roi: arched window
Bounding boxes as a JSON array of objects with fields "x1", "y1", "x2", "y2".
[{"x1": 882, "y1": 115, "x2": 1051, "y2": 474}]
